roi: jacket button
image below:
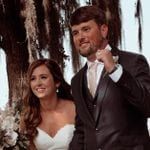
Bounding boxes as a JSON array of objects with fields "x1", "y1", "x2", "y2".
[{"x1": 95, "y1": 128, "x2": 99, "y2": 131}]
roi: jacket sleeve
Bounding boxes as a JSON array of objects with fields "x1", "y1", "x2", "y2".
[
  {"x1": 117, "y1": 54, "x2": 150, "y2": 116},
  {"x1": 69, "y1": 112, "x2": 84, "y2": 150}
]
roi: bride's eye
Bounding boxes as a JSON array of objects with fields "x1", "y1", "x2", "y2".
[
  {"x1": 30, "y1": 76, "x2": 35, "y2": 81},
  {"x1": 41, "y1": 76, "x2": 47, "y2": 79}
]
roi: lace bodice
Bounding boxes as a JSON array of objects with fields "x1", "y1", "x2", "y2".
[{"x1": 34, "y1": 124, "x2": 75, "y2": 150}]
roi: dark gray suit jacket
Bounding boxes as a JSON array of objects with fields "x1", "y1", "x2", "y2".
[{"x1": 69, "y1": 48, "x2": 150, "y2": 150}]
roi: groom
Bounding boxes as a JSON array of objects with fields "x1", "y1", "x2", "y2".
[{"x1": 69, "y1": 5, "x2": 150, "y2": 150}]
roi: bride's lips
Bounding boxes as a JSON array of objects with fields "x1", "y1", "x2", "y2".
[{"x1": 36, "y1": 88, "x2": 45, "y2": 92}]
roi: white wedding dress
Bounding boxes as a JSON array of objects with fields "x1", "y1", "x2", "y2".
[{"x1": 34, "y1": 124, "x2": 75, "y2": 150}]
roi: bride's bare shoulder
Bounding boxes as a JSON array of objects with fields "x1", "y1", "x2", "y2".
[{"x1": 60, "y1": 99, "x2": 76, "y2": 121}]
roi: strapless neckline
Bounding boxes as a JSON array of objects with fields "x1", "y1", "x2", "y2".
[
  {"x1": 37, "y1": 124, "x2": 74, "y2": 139},
  {"x1": 34, "y1": 124, "x2": 75, "y2": 150}
]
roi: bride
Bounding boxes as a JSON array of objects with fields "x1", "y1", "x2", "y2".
[{"x1": 20, "y1": 59, "x2": 75, "y2": 150}]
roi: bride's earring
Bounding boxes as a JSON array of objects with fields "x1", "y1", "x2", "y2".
[{"x1": 56, "y1": 88, "x2": 59, "y2": 93}]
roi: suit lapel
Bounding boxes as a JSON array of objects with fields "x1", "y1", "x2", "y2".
[
  {"x1": 94, "y1": 71, "x2": 110, "y2": 124},
  {"x1": 93, "y1": 47, "x2": 120, "y2": 124}
]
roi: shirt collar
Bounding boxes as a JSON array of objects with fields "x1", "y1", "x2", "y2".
[{"x1": 105, "y1": 44, "x2": 111, "y2": 51}]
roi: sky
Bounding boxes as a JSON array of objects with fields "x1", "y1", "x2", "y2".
[
  {"x1": 0, "y1": 50, "x2": 8, "y2": 108},
  {"x1": 121, "y1": 0, "x2": 150, "y2": 63},
  {"x1": 0, "y1": 0, "x2": 150, "y2": 130}
]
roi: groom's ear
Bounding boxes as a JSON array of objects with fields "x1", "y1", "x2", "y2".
[{"x1": 99, "y1": 24, "x2": 108, "y2": 39}]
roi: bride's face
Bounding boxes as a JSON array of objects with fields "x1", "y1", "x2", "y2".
[{"x1": 30, "y1": 64, "x2": 58, "y2": 100}]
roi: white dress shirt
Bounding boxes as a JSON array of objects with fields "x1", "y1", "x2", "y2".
[{"x1": 87, "y1": 44, "x2": 123, "y2": 89}]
